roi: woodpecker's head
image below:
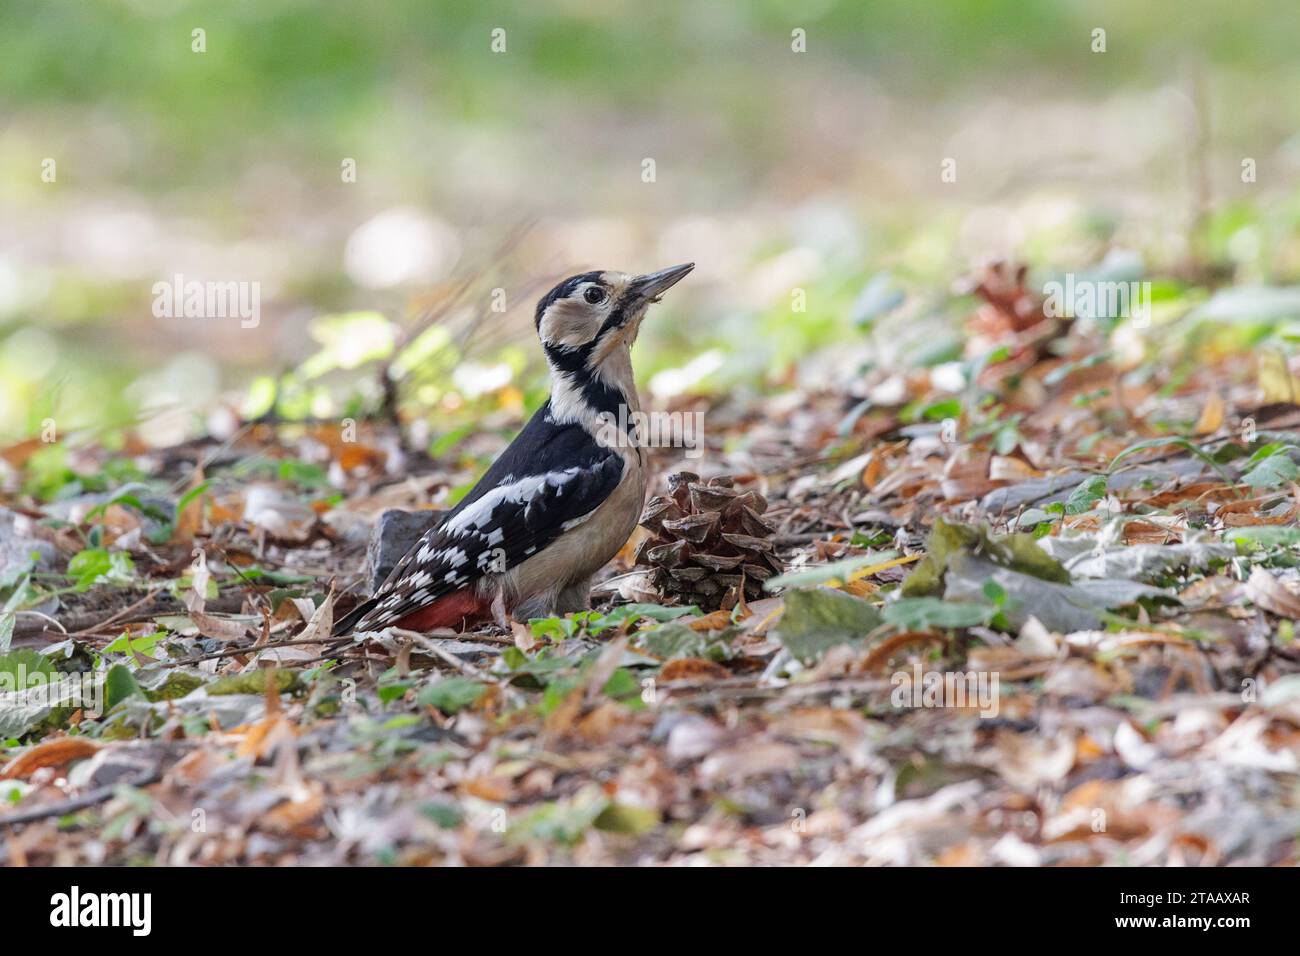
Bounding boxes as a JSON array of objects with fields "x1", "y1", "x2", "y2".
[{"x1": 535, "y1": 263, "x2": 694, "y2": 373}]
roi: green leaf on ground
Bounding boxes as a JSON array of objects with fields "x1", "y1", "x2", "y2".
[
  {"x1": 1241, "y1": 449, "x2": 1299, "y2": 488},
  {"x1": 1226, "y1": 526, "x2": 1300, "y2": 551},
  {"x1": 594, "y1": 802, "x2": 660, "y2": 835},
  {"x1": 638, "y1": 623, "x2": 736, "y2": 662},
  {"x1": 207, "y1": 669, "x2": 300, "y2": 696},
  {"x1": 902, "y1": 518, "x2": 1070, "y2": 598},
  {"x1": 1063, "y1": 474, "x2": 1108, "y2": 514},
  {"x1": 417, "y1": 676, "x2": 486, "y2": 714},
  {"x1": 67, "y1": 548, "x2": 136, "y2": 592},
  {"x1": 776, "y1": 588, "x2": 882, "y2": 662},
  {"x1": 883, "y1": 597, "x2": 993, "y2": 630},
  {"x1": 103, "y1": 663, "x2": 145, "y2": 710},
  {"x1": 0, "y1": 650, "x2": 60, "y2": 737}
]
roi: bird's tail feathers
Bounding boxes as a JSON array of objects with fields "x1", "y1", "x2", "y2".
[{"x1": 331, "y1": 597, "x2": 378, "y2": 638}]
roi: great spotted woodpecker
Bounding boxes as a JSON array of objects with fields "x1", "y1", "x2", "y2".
[{"x1": 332, "y1": 263, "x2": 695, "y2": 637}]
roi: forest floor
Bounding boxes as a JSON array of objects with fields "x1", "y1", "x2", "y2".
[{"x1": 3, "y1": 264, "x2": 1300, "y2": 866}]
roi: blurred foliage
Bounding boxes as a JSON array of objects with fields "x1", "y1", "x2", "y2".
[{"x1": 2, "y1": 0, "x2": 1300, "y2": 448}]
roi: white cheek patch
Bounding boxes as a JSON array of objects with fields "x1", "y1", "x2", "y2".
[{"x1": 540, "y1": 300, "x2": 603, "y2": 348}]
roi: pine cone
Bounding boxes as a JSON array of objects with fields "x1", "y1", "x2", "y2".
[{"x1": 634, "y1": 472, "x2": 783, "y2": 611}]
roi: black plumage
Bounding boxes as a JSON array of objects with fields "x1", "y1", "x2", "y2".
[{"x1": 332, "y1": 400, "x2": 624, "y2": 636}]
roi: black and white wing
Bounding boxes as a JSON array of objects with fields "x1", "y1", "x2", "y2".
[{"x1": 333, "y1": 402, "x2": 624, "y2": 636}]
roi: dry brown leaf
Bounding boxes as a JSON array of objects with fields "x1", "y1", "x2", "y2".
[
  {"x1": 1140, "y1": 481, "x2": 1232, "y2": 509},
  {"x1": 98, "y1": 504, "x2": 142, "y2": 545},
  {"x1": 1245, "y1": 566, "x2": 1300, "y2": 618},
  {"x1": 1044, "y1": 778, "x2": 1180, "y2": 842},
  {"x1": 699, "y1": 740, "x2": 799, "y2": 784},
  {"x1": 769, "y1": 707, "x2": 867, "y2": 748},
  {"x1": 338, "y1": 443, "x2": 386, "y2": 472},
  {"x1": 1194, "y1": 391, "x2": 1224, "y2": 434},
  {"x1": 512, "y1": 619, "x2": 540, "y2": 652},
  {"x1": 862, "y1": 454, "x2": 886, "y2": 489},
  {"x1": 173, "y1": 466, "x2": 207, "y2": 542},
  {"x1": 542, "y1": 687, "x2": 583, "y2": 738},
  {"x1": 0, "y1": 437, "x2": 44, "y2": 469},
  {"x1": 162, "y1": 748, "x2": 221, "y2": 789},
  {"x1": 988, "y1": 729, "x2": 1076, "y2": 790},
  {"x1": 0, "y1": 737, "x2": 100, "y2": 780},
  {"x1": 1122, "y1": 520, "x2": 1184, "y2": 545},
  {"x1": 1217, "y1": 490, "x2": 1299, "y2": 527},
  {"x1": 860, "y1": 631, "x2": 945, "y2": 672},
  {"x1": 615, "y1": 525, "x2": 650, "y2": 565},
  {"x1": 1075, "y1": 733, "x2": 1106, "y2": 763},
  {"x1": 686, "y1": 610, "x2": 733, "y2": 632},
  {"x1": 462, "y1": 775, "x2": 513, "y2": 801},
  {"x1": 935, "y1": 841, "x2": 982, "y2": 866},
  {"x1": 209, "y1": 494, "x2": 244, "y2": 525},
  {"x1": 940, "y1": 450, "x2": 999, "y2": 501},
  {"x1": 989, "y1": 455, "x2": 1040, "y2": 481},
  {"x1": 234, "y1": 712, "x2": 295, "y2": 760},
  {"x1": 839, "y1": 578, "x2": 879, "y2": 598},
  {"x1": 290, "y1": 589, "x2": 335, "y2": 645},
  {"x1": 575, "y1": 701, "x2": 625, "y2": 742},
  {"x1": 261, "y1": 786, "x2": 325, "y2": 835},
  {"x1": 660, "y1": 658, "x2": 729, "y2": 682},
  {"x1": 191, "y1": 610, "x2": 250, "y2": 642}
]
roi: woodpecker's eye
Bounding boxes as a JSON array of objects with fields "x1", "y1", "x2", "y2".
[{"x1": 583, "y1": 287, "x2": 606, "y2": 305}]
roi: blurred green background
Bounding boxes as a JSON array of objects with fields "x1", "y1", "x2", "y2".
[{"x1": 2, "y1": 0, "x2": 1299, "y2": 450}]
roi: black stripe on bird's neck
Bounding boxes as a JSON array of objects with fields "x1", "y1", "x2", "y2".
[
  {"x1": 544, "y1": 341, "x2": 629, "y2": 420},
  {"x1": 594, "y1": 294, "x2": 636, "y2": 342}
]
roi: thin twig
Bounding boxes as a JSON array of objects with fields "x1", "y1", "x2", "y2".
[
  {"x1": 393, "y1": 628, "x2": 494, "y2": 680},
  {"x1": 0, "y1": 767, "x2": 162, "y2": 828},
  {"x1": 391, "y1": 628, "x2": 524, "y2": 706},
  {"x1": 14, "y1": 610, "x2": 67, "y2": 634},
  {"x1": 70, "y1": 587, "x2": 163, "y2": 637},
  {"x1": 157, "y1": 636, "x2": 346, "y2": 669},
  {"x1": 13, "y1": 593, "x2": 247, "y2": 639}
]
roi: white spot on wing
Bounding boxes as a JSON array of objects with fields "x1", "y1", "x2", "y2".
[{"x1": 445, "y1": 468, "x2": 582, "y2": 534}]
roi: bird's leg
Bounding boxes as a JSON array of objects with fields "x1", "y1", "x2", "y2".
[
  {"x1": 490, "y1": 587, "x2": 512, "y2": 630},
  {"x1": 509, "y1": 581, "x2": 590, "y2": 624},
  {"x1": 554, "y1": 578, "x2": 592, "y2": 615}
]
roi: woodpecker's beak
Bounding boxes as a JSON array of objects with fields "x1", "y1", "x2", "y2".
[
  {"x1": 629, "y1": 262, "x2": 694, "y2": 303},
  {"x1": 590, "y1": 263, "x2": 694, "y2": 365}
]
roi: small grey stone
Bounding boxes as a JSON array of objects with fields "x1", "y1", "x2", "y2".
[
  {"x1": 0, "y1": 506, "x2": 59, "y2": 571},
  {"x1": 365, "y1": 508, "x2": 444, "y2": 593},
  {"x1": 67, "y1": 746, "x2": 158, "y2": 790}
]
